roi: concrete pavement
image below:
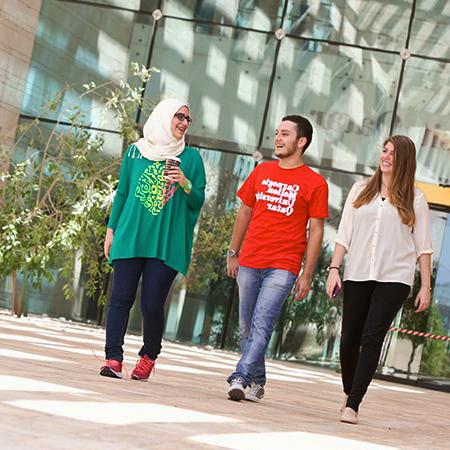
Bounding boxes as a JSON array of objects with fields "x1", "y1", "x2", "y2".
[{"x1": 0, "y1": 311, "x2": 448, "y2": 449}]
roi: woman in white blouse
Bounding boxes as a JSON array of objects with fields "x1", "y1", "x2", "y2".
[{"x1": 326, "y1": 135, "x2": 433, "y2": 425}]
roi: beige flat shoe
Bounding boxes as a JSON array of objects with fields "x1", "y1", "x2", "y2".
[{"x1": 340, "y1": 407, "x2": 358, "y2": 424}]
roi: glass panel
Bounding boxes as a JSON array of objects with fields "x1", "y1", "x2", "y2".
[
  {"x1": 1, "y1": 117, "x2": 123, "y2": 320},
  {"x1": 145, "y1": 18, "x2": 277, "y2": 154},
  {"x1": 163, "y1": 0, "x2": 284, "y2": 31},
  {"x1": 263, "y1": 38, "x2": 401, "y2": 173},
  {"x1": 14, "y1": 118, "x2": 124, "y2": 160},
  {"x1": 66, "y1": 0, "x2": 158, "y2": 11},
  {"x1": 0, "y1": 263, "x2": 110, "y2": 321},
  {"x1": 163, "y1": 148, "x2": 254, "y2": 346},
  {"x1": 21, "y1": 0, "x2": 154, "y2": 130},
  {"x1": 0, "y1": 271, "x2": 73, "y2": 318},
  {"x1": 392, "y1": 58, "x2": 450, "y2": 186},
  {"x1": 419, "y1": 213, "x2": 450, "y2": 385},
  {"x1": 285, "y1": 0, "x2": 412, "y2": 50},
  {"x1": 410, "y1": 0, "x2": 450, "y2": 59},
  {"x1": 267, "y1": 167, "x2": 363, "y2": 367},
  {"x1": 378, "y1": 209, "x2": 447, "y2": 381}
]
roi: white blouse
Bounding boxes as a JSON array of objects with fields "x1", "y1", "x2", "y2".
[{"x1": 336, "y1": 180, "x2": 433, "y2": 286}]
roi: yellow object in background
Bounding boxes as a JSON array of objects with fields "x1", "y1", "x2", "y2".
[{"x1": 416, "y1": 182, "x2": 450, "y2": 207}]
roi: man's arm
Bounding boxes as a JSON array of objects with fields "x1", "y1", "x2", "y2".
[
  {"x1": 226, "y1": 203, "x2": 253, "y2": 278},
  {"x1": 293, "y1": 217, "x2": 324, "y2": 301}
]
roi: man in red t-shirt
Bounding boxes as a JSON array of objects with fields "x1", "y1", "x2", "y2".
[{"x1": 226, "y1": 115, "x2": 329, "y2": 402}]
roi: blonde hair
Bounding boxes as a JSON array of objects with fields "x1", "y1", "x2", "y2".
[{"x1": 353, "y1": 135, "x2": 417, "y2": 227}]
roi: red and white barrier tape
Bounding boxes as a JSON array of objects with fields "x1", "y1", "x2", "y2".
[{"x1": 389, "y1": 327, "x2": 450, "y2": 342}]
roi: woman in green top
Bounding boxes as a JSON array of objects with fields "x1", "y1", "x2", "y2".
[{"x1": 100, "y1": 98, "x2": 206, "y2": 381}]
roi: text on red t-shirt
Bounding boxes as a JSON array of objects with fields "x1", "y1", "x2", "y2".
[{"x1": 237, "y1": 161, "x2": 328, "y2": 275}]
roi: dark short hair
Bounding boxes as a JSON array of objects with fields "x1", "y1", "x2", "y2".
[{"x1": 281, "y1": 115, "x2": 313, "y2": 153}]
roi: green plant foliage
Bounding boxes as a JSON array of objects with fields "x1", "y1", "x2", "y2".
[
  {"x1": 274, "y1": 243, "x2": 339, "y2": 357},
  {"x1": 186, "y1": 204, "x2": 236, "y2": 295},
  {"x1": 419, "y1": 303, "x2": 450, "y2": 377},
  {"x1": 0, "y1": 64, "x2": 157, "y2": 313},
  {"x1": 397, "y1": 266, "x2": 443, "y2": 378}
]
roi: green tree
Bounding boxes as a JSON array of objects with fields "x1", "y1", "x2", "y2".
[
  {"x1": 419, "y1": 304, "x2": 450, "y2": 378},
  {"x1": 186, "y1": 205, "x2": 235, "y2": 294},
  {"x1": 0, "y1": 64, "x2": 157, "y2": 316},
  {"x1": 185, "y1": 202, "x2": 237, "y2": 347},
  {"x1": 397, "y1": 266, "x2": 440, "y2": 379},
  {"x1": 274, "y1": 243, "x2": 340, "y2": 357}
]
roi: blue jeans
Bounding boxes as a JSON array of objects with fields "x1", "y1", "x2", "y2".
[
  {"x1": 227, "y1": 266, "x2": 297, "y2": 387},
  {"x1": 105, "y1": 258, "x2": 177, "y2": 361}
]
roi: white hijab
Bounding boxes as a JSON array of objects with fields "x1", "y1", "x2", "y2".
[{"x1": 134, "y1": 98, "x2": 189, "y2": 161}]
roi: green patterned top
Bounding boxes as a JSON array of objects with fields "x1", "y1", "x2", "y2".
[{"x1": 108, "y1": 144, "x2": 206, "y2": 275}]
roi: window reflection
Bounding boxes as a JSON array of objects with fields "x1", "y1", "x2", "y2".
[
  {"x1": 410, "y1": 0, "x2": 450, "y2": 59},
  {"x1": 393, "y1": 58, "x2": 450, "y2": 186},
  {"x1": 267, "y1": 167, "x2": 362, "y2": 366},
  {"x1": 285, "y1": 0, "x2": 412, "y2": 50},
  {"x1": 63, "y1": 0, "x2": 158, "y2": 10},
  {"x1": 21, "y1": 0, "x2": 153, "y2": 130},
  {"x1": 0, "y1": 117, "x2": 123, "y2": 320},
  {"x1": 144, "y1": 18, "x2": 276, "y2": 154},
  {"x1": 418, "y1": 213, "x2": 450, "y2": 382},
  {"x1": 263, "y1": 38, "x2": 400, "y2": 173},
  {"x1": 163, "y1": 0, "x2": 284, "y2": 31},
  {"x1": 164, "y1": 149, "x2": 254, "y2": 346},
  {"x1": 380, "y1": 210, "x2": 448, "y2": 382}
]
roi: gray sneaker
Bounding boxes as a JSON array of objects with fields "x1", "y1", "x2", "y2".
[
  {"x1": 245, "y1": 382, "x2": 265, "y2": 402},
  {"x1": 227, "y1": 378, "x2": 245, "y2": 401}
]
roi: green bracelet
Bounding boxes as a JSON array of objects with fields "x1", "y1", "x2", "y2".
[{"x1": 183, "y1": 179, "x2": 192, "y2": 193}]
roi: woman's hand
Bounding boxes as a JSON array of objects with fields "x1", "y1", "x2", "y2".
[
  {"x1": 414, "y1": 286, "x2": 431, "y2": 313},
  {"x1": 165, "y1": 166, "x2": 188, "y2": 188},
  {"x1": 326, "y1": 269, "x2": 342, "y2": 299},
  {"x1": 104, "y1": 228, "x2": 114, "y2": 259}
]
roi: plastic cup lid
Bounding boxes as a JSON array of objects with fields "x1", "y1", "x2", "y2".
[{"x1": 166, "y1": 156, "x2": 181, "y2": 162}]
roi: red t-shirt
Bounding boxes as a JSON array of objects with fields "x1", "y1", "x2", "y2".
[{"x1": 238, "y1": 161, "x2": 329, "y2": 275}]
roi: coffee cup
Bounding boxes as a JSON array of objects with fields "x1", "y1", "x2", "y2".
[
  {"x1": 164, "y1": 156, "x2": 181, "y2": 181},
  {"x1": 165, "y1": 156, "x2": 181, "y2": 168}
]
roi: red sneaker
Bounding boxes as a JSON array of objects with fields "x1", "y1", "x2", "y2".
[
  {"x1": 131, "y1": 355, "x2": 155, "y2": 381},
  {"x1": 100, "y1": 359, "x2": 123, "y2": 379}
]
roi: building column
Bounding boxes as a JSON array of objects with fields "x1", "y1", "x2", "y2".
[{"x1": 0, "y1": 0, "x2": 42, "y2": 172}]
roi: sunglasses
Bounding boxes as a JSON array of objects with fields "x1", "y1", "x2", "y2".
[{"x1": 174, "y1": 112, "x2": 193, "y2": 124}]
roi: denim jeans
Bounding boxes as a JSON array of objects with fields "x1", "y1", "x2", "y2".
[
  {"x1": 105, "y1": 258, "x2": 177, "y2": 362},
  {"x1": 227, "y1": 266, "x2": 297, "y2": 387}
]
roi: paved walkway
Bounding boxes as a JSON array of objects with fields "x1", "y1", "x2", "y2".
[{"x1": 0, "y1": 311, "x2": 448, "y2": 450}]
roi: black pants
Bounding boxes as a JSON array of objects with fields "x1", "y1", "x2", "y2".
[
  {"x1": 105, "y1": 258, "x2": 177, "y2": 361},
  {"x1": 340, "y1": 280, "x2": 410, "y2": 412}
]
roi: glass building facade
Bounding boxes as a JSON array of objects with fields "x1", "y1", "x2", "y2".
[{"x1": 1, "y1": 0, "x2": 450, "y2": 389}]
